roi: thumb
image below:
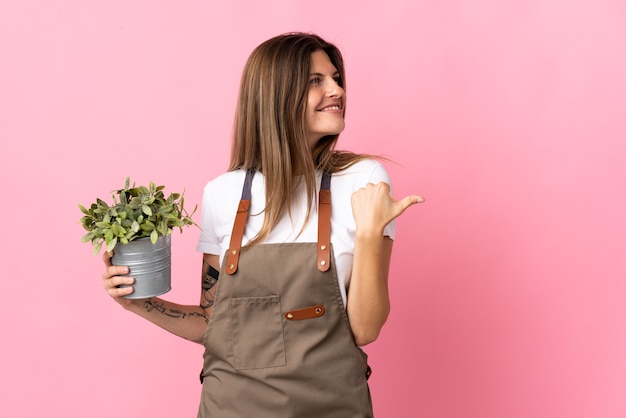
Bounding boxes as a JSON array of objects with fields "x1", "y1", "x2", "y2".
[{"x1": 396, "y1": 195, "x2": 425, "y2": 214}]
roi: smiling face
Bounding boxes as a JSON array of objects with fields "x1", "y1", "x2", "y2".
[{"x1": 306, "y1": 50, "x2": 346, "y2": 148}]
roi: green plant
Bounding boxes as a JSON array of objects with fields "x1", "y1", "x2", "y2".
[{"x1": 79, "y1": 177, "x2": 198, "y2": 254}]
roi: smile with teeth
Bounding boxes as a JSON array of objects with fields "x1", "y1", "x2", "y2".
[{"x1": 319, "y1": 105, "x2": 342, "y2": 111}]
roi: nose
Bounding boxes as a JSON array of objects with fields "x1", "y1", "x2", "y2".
[{"x1": 326, "y1": 78, "x2": 343, "y2": 98}]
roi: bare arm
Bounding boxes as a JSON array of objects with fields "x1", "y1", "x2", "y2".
[
  {"x1": 101, "y1": 252, "x2": 221, "y2": 344},
  {"x1": 346, "y1": 182, "x2": 424, "y2": 346}
]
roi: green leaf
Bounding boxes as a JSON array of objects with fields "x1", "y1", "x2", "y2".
[
  {"x1": 140, "y1": 220, "x2": 155, "y2": 232},
  {"x1": 78, "y1": 204, "x2": 90, "y2": 215},
  {"x1": 126, "y1": 229, "x2": 137, "y2": 240},
  {"x1": 127, "y1": 188, "x2": 140, "y2": 198},
  {"x1": 80, "y1": 232, "x2": 94, "y2": 243},
  {"x1": 131, "y1": 220, "x2": 140, "y2": 233},
  {"x1": 150, "y1": 229, "x2": 158, "y2": 244},
  {"x1": 106, "y1": 237, "x2": 118, "y2": 252},
  {"x1": 157, "y1": 221, "x2": 167, "y2": 235},
  {"x1": 159, "y1": 206, "x2": 173, "y2": 216},
  {"x1": 111, "y1": 224, "x2": 126, "y2": 236},
  {"x1": 80, "y1": 216, "x2": 93, "y2": 229},
  {"x1": 93, "y1": 241, "x2": 103, "y2": 255},
  {"x1": 142, "y1": 205, "x2": 152, "y2": 216},
  {"x1": 130, "y1": 197, "x2": 142, "y2": 208}
]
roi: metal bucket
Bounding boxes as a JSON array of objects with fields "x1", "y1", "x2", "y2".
[{"x1": 112, "y1": 235, "x2": 172, "y2": 299}]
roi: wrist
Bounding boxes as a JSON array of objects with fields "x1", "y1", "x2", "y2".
[
  {"x1": 355, "y1": 226, "x2": 385, "y2": 240},
  {"x1": 120, "y1": 297, "x2": 145, "y2": 312}
]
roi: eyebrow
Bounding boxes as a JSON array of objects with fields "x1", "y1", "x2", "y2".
[{"x1": 309, "y1": 71, "x2": 340, "y2": 77}]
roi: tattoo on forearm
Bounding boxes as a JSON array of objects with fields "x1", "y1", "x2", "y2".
[
  {"x1": 202, "y1": 272, "x2": 218, "y2": 291},
  {"x1": 201, "y1": 262, "x2": 219, "y2": 309},
  {"x1": 144, "y1": 299, "x2": 209, "y2": 324}
]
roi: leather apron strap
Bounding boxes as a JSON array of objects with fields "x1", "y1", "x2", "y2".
[
  {"x1": 317, "y1": 172, "x2": 331, "y2": 272},
  {"x1": 225, "y1": 170, "x2": 332, "y2": 275},
  {"x1": 224, "y1": 169, "x2": 254, "y2": 275}
]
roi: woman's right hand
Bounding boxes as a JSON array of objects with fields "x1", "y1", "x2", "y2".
[{"x1": 102, "y1": 251, "x2": 138, "y2": 308}]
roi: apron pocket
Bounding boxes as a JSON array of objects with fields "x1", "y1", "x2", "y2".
[{"x1": 230, "y1": 295, "x2": 286, "y2": 370}]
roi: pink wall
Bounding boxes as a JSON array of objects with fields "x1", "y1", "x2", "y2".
[{"x1": 1, "y1": 1, "x2": 625, "y2": 417}]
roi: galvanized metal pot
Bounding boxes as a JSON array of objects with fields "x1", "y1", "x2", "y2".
[{"x1": 112, "y1": 235, "x2": 172, "y2": 299}]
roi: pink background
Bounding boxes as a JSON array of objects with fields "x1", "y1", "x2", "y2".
[{"x1": 1, "y1": 1, "x2": 625, "y2": 417}]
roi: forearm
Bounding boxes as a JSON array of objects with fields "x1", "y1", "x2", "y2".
[
  {"x1": 346, "y1": 232, "x2": 393, "y2": 346},
  {"x1": 124, "y1": 298, "x2": 210, "y2": 344}
]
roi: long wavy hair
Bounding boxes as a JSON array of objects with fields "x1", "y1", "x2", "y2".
[{"x1": 230, "y1": 32, "x2": 370, "y2": 244}]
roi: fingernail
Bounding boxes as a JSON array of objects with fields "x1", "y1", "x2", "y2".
[
  {"x1": 125, "y1": 277, "x2": 134, "y2": 284},
  {"x1": 416, "y1": 196, "x2": 425, "y2": 203}
]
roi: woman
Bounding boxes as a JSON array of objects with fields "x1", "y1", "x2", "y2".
[{"x1": 102, "y1": 32, "x2": 424, "y2": 417}]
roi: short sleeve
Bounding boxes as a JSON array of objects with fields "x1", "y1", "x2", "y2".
[{"x1": 196, "y1": 181, "x2": 222, "y2": 255}]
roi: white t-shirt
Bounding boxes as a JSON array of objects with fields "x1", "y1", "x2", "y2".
[{"x1": 196, "y1": 159, "x2": 395, "y2": 305}]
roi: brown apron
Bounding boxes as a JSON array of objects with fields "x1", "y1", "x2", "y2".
[{"x1": 198, "y1": 170, "x2": 374, "y2": 417}]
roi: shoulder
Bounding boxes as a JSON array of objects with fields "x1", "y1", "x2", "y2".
[
  {"x1": 200, "y1": 170, "x2": 249, "y2": 218},
  {"x1": 204, "y1": 169, "x2": 246, "y2": 190},
  {"x1": 332, "y1": 159, "x2": 391, "y2": 188},
  {"x1": 202, "y1": 170, "x2": 247, "y2": 198}
]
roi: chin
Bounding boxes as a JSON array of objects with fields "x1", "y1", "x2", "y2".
[{"x1": 327, "y1": 124, "x2": 346, "y2": 136}]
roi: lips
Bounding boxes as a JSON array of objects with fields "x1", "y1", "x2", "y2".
[{"x1": 317, "y1": 103, "x2": 343, "y2": 112}]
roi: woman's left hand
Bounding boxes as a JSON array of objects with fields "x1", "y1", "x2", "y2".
[{"x1": 351, "y1": 182, "x2": 424, "y2": 234}]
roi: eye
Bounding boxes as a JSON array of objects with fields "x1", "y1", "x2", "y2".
[
  {"x1": 309, "y1": 77, "x2": 321, "y2": 85},
  {"x1": 333, "y1": 76, "x2": 342, "y2": 86}
]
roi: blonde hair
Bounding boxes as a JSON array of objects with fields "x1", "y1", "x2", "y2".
[{"x1": 230, "y1": 33, "x2": 370, "y2": 244}]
